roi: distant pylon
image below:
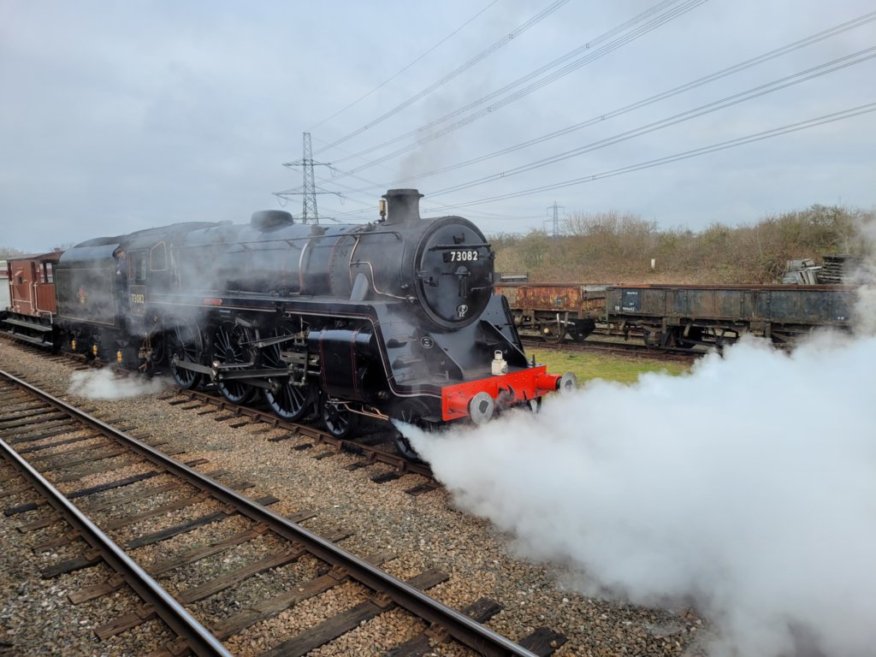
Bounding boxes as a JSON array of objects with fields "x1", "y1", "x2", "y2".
[
  {"x1": 546, "y1": 201, "x2": 564, "y2": 237},
  {"x1": 301, "y1": 132, "x2": 318, "y2": 223},
  {"x1": 275, "y1": 132, "x2": 339, "y2": 224}
]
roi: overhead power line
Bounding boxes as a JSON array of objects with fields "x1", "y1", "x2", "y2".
[
  {"x1": 359, "y1": 9, "x2": 876, "y2": 191},
  {"x1": 335, "y1": 0, "x2": 707, "y2": 174},
  {"x1": 308, "y1": 0, "x2": 501, "y2": 132},
  {"x1": 317, "y1": 0, "x2": 572, "y2": 154},
  {"x1": 362, "y1": 0, "x2": 687, "y2": 154},
  {"x1": 429, "y1": 46, "x2": 876, "y2": 196},
  {"x1": 438, "y1": 101, "x2": 876, "y2": 209}
]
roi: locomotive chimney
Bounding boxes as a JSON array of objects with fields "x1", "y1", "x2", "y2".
[{"x1": 382, "y1": 189, "x2": 423, "y2": 225}]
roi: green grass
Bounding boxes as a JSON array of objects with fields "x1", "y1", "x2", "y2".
[{"x1": 529, "y1": 349, "x2": 691, "y2": 385}]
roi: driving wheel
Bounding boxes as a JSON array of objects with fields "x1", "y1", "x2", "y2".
[
  {"x1": 168, "y1": 323, "x2": 203, "y2": 389},
  {"x1": 212, "y1": 323, "x2": 256, "y2": 404},
  {"x1": 265, "y1": 379, "x2": 315, "y2": 421}
]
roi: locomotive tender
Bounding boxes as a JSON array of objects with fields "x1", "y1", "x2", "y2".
[{"x1": 2, "y1": 189, "x2": 572, "y2": 447}]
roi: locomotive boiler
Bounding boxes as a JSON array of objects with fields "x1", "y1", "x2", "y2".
[{"x1": 36, "y1": 189, "x2": 571, "y2": 451}]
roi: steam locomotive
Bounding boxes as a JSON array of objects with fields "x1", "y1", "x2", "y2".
[{"x1": 2, "y1": 189, "x2": 573, "y2": 453}]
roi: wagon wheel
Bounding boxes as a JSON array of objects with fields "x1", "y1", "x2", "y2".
[
  {"x1": 168, "y1": 324, "x2": 204, "y2": 389},
  {"x1": 570, "y1": 319, "x2": 595, "y2": 342},
  {"x1": 548, "y1": 317, "x2": 567, "y2": 344},
  {"x1": 549, "y1": 329, "x2": 566, "y2": 344},
  {"x1": 675, "y1": 326, "x2": 704, "y2": 349},
  {"x1": 212, "y1": 323, "x2": 256, "y2": 404},
  {"x1": 321, "y1": 397, "x2": 358, "y2": 439},
  {"x1": 642, "y1": 329, "x2": 663, "y2": 349}
]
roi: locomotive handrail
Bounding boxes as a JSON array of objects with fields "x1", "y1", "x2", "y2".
[
  {"x1": 349, "y1": 260, "x2": 411, "y2": 301},
  {"x1": 427, "y1": 241, "x2": 492, "y2": 250}
]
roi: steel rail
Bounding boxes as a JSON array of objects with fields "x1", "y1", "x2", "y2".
[
  {"x1": 173, "y1": 387, "x2": 435, "y2": 478},
  {"x1": 0, "y1": 438, "x2": 233, "y2": 657},
  {"x1": 0, "y1": 369, "x2": 538, "y2": 657}
]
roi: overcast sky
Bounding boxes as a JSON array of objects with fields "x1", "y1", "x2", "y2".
[{"x1": 1, "y1": 0, "x2": 874, "y2": 252}]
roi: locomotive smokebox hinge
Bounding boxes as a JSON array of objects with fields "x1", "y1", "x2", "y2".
[{"x1": 416, "y1": 270, "x2": 437, "y2": 287}]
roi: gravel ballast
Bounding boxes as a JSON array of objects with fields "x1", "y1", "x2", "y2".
[{"x1": 0, "y1": 340, "x2": 704, "y2": 656}]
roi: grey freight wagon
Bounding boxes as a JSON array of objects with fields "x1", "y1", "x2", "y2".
[{"x1": 605, "y1": 284, "x2": 856, "y2": 348}]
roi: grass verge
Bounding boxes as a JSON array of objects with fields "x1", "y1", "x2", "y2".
[{"x1": 529, "y1": 349, "x2": 691, "y2": 385}]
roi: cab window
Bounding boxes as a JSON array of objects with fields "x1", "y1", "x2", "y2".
[
  {"x1": 150, "y1": 242, "x2": 168, "y2": 271},
  {"x1": 131, "y1": 253, "x2": 147, "y2": 283}
]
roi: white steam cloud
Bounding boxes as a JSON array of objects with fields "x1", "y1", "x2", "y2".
[
  {"x1": 68, "y1": 369, "x2": 169, "y2": 400},
  {"x1": 404, "y1": 329, "x2": 876, "y2": 657},
  {"x1": 851, "y1": 217, "x2": 876, "y2": 335}
]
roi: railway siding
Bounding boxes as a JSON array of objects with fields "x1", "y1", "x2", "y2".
[{"x1": 497, "y1": 281, "x2": 856, "y2": 349}]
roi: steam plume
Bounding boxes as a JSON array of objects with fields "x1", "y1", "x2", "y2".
[
  {"x1": 68, "y1": 369, "x2": 169, "y2": 400},
  {"x1": 851, "y1": 214, "x2": 876, "y2": 335},
  {"x1": 404, "y1": 329, "x2": 876, "y2": 656}
]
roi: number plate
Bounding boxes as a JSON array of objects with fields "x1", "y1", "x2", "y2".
[{"x1": 443, "y1": 249, "x2": 480, "y2": 263}]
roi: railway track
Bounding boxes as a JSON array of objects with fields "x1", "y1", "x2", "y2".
[
  {"x1": 0, "y1": 369, "x2": 564, "y2": 656},
  {"x1": 164, "y1": 387, "x2": 437, "y2": 488},
  {"x1": 0, "y1": 332, "x2": 439, "y2": 487}
]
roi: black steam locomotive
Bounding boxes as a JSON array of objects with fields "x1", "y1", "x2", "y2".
[{"x1": 9, "y1": 190, "x2": 570, "y2": 449}]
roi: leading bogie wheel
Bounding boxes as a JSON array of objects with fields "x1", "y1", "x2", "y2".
[
  {"x1": 392, "y1": 399, "x2": 433, "y2": 462},
  {"x1": 321, "y1": 397, "x2": 357, "y2": 439}
]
